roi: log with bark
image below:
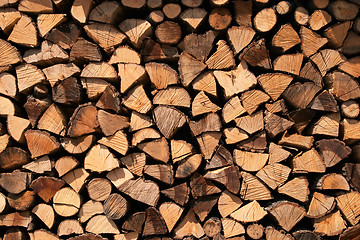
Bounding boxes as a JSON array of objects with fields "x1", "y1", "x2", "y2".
[{"x1": 0, "y1": 0, "x2": 359, "y2": 239}]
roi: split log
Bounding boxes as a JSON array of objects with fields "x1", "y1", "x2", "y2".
[
  {"x1": 32, "y1": 203, "x2": 55, "y2": 228},
  {"x1": 103, "y1": 193, "x2": 128, "y2": 220},
  {"x1": 279, "y1": 132, "x2": 314, "y2": 150},
  {"x1": 176, "y1": 154, "x2": 202, "y2": 179},
  {"x1": 240, "y1": 38, "x2": 271, "y2": 69},
  {"x1": 67, "y1": 104, "x2": 99, "y2": 138},
  {"x1": 336, "y1": 191, "x2": 360, "y2": 225},
  {"x1": 278, "y1": 177, "x2": 309, "y2": 202},
  {"x1": 161, "y1": 182, "x2": 189, "y2": 206},
  {"x1": 145, "y1": 164, "x2": 174, "y2": 185},
  {"x1": 0, "y1": 147, "x2": 30, "y2": 170},
  {"x1": 273, "y1": 53, "x2": 303, "y2": 75},
  {"x1": 341, "y1": 100, "x2": 360, "y2": 118},
  {"x1": 316, "y1": 173, "x2": 350, "y2": 191},
  {"x1": 30, "y1": 176, "x2": 64, "y2": 202},
  {"x1": 16, "y1": 64, "x2": 45, "y2": 93},
  {"x1": 62, "y1": 168, "x2": 89, "y2": 193},
  {"x1": 240, "y1": 171, "x2": 272, "y2": 201},
  {"x1": 60, "y1": 135, "x2": 94, "y2": 154},
  {"x1": 89, "y1": 1, "x2": 121, "y2": 24},
  {"x1": 53, "y1": 187, "x2": 81, "y2": 217},
  {"x1": 208, "y1": 7, "x2": 231, "y2": 30},
  {"x1": 122, "y1": 211, "x2": 145, "y2": 233},
  {"x1": 266, "y1": 201, "x2": 306, "y2": 231},
  {"x1": 307, "y1": 192, "x2": 335, "y2": 218},
  {"x1": 8, "y1": 15, "x2": 38, "y2": 47},
  {"x1": 222, "y1": 218, "x2": 245, "y2": 238},
  {"x1": 246, "y1": 224, "x2": 264, "y2": 240},
  {"x1": 310, "y1": 49, "x2": 344, "y2": 77},
  {"x1": 292, "y1": 148, "x2": 326, "y2": 173},
  {"x1": 84, "y1": 144, "x2": 119, "y2": 173},
  {"x1": 173, "y1": 209, "x2": 204, "y2": 239},
  {"x1": 118, "y1": 178, "x2": 160, "y2": 206},
  {"x1": 179, "y1": 8, "x2": 207, "y2": 31},
  {"x1": 316, "y1": 139, "x2": 351, "y2": 167},
  {"x1": 159, "y1": 202, "x2": 183, "y2": 232},
  {"x1": 119, "y1": 19, "x2": 151, "y2": 49},
  {"x1": 324, "y1": 71, "x2": 360, "y2": 102},
  {"x1": 256, "y1": 163, "x2": 291, "y2": 190},
  {"x1": 86, "y1": 215, "x2": 119, "y2": 235},
  {"x1": 0, "y1": 211, "x2": 31, "y2": 228},
  {"x1": 230, "y1": 201, "x2": 267, "y2": 223},
  {"x1": 7, "y1": 190, "x2": 35, "y2": 211},
  {"x1": 206, "y1": 40, "x2": 235, "y2": 70},
  {"x1": 234, "y1": 150, "x2": 268, "y2": 172},
  {"x1": 58, "y1": 219, "x2": 83, "y2": 236},
  {"x1": 178, "y1": 52, "x2": 206, "y2": 87},
  {"x1": 309, "y1": 10, "x2": 332, "y2": 31},
  {"x1": 25, "y1": 130, "x2": 60, "y2": 158},
  {"x1": 193, "y1": 196, "x2": 218, "y2": 222}
]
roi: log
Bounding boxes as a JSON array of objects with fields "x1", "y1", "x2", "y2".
[
  {"x1": 316, "y1": 173, "x2": 350, "y2": 191},
  {"x1": 240, "y1": 171, "x2": 272, "y2": 201},
  {"x1": 222, "y1": 218, "x2": 245, "y2": 238},
  {"x1": 0, "y1": 147, "x2": 30, "y2": 170},
  {"x1": 266, "y1": 201, "x2": 306, "y2": 232},
  {"x1": 70, "y1": 38, "x2": 102, "y2": 64},
  {"x1": 161, "y1": 182, "x2": 189, "y2": 206},
  {"x1": 309, "y1": 10, "x2": 332, "y2": 31},
  {"x1": 16, "y1": 64, "x2": 45, "y2": 93},
  {"x1": 254, "y1": 8, "x2": 277, "y2": 32},
  {"x1": 58, "y1": 219, "x2": 83, "y2": 236},
  {"x1": 230, "y1": 201, "x2": 267, "y2": 223},
  {"x1": 30, "y1": 176, "x2": 64, "y2": 202},
  {"x1": 159, "y1": 202, "x2": 183, "y2": 232},
  {"x1": 32, "y1": 203, "x2": 55, "y2": 228},
  {"x1": 103, "y1": 193, "x2": 128, "y2": 220},
  {"x1": 179, "y1": 8, "x2": 207, "y2": 31},
  {"x1": 329, "y1": 0, "x2": 358, "y2": 21},
  {"x1": 122, "y1": 211, "x2": 145, "y2": 233},
  {"x1": 256, "y1": 163, "x2": 291, "y2": 190},
  {"x1": 53, "y1": 187, "x2": 81, "y2": 217},
  {"x1": 7, "y1": 190, "x2": 35, "y2": 211},
  {"x1": 208, "y1": 7, "x2": 231, "y2": 30},
  {"x1": 89, "y1": 1, "x2": 122, "y2": 24},
  {"x1": 292, "y1": 148, "x2": 326, "y2": 173},
  {"x1": 246, "y1": 224, "x2": 264, "y2": 240},
  {"x1": 67, "y1": 104, "x2": 99, "y2": 138},
  {"x1": 193, "y1": 195, "x2": 218, "y2": 222},
  {"x1": 206, "y1": 40, "x2": 235, "y2": 70},
  {"x1": 278, "y1": 176, "x2": 309, "y2": 202},
  {"x1": 119, "y1": 19, "x2": 151, "y2": 49},
  {"x1": 272, "y1": 24, "x2": 300, "y2": 52},
  {"x1": 60, "y1": 135, "x2": 94, "y2": 155},
  {"x1": 8, "y1": 15, "x2": 38, "y2": 47},
  {"x1": 341, "y1": 100, "x2": 360, "y2": 118},
  {"x1": 156, "y1": 21, "x2": 181, "y2": 44},
  {"x1": 86, "y1": 215, "x2": 119, "y2": 234}
]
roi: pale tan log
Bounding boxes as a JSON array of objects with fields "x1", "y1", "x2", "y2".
[
  {"x1": 98, "y1": 110, "x2": 129, "y2": 137},
  {"x1": 0, "y1": 39, "x2": 21, "y2": 66},
  {"x1": 53, "y1": 187, "x2": 81, "y2": 217},
  {"x1": 214, "y1": 61, "x2": 257, "y2": 99},
  {"x1": 153, "y1": 87, "x2": 190, "y2": 108},
  {"x1": 129, "y1": 111, "x2": 153, "y2": 132},
  {"x1": 268, "y1": 143, "x2": 291, "y2": 164},
  {"x1": 267, "y1": 201, "x2": 306, "y2": 231},
  {"x1": 316, "y1": 173, "x2": 350, "y2": 191},
  {"x1": 118, "y1": 63, "x2": 146, "y2": 94},
  {"x1": 230, "y1": 201, "x2": 267, "y2": 223},
  {"x1": 241, "y1": 90, "x2": 270, "y2": 115},
  {"x1": 258, "y1": 73, "x2": 292, "y2": 101},
  {"x1": 173, "y1": 209, "x2": 205, "y2": 239},
  {"x1": 31, "y1": 229, "x2": 59, "y2": 240},
  {"x1": 84, "y1": 23, "x2": 126, "y2": 52},
  {"x1": 192, "y1": 91, "x2": 220, "y2": 117},
  {"x1": 176, "y1": 154, "x2": 202, "y2": 179},
  {"x1": 254, "y1": 8, "x2": 277, "y2": 32},
  {"x1": 0, "y1": 73, "x2": 16, "y2": 98},
  {"x1": 222, "y1": 218, "x2": 245, "y2": 238},
  {"x1": 310, "y1": 49, "x2": 344, "y2": 77},
  {"x1": 343, "y1": 118, "x2": 360, "y2": 143},
  {"x1": 309, "y1": 10, "x2": 332, "y2": 31},
  {"x1": 0, "y1": 8, "x2": 21, "y2": 35},
  {"x1": 218, "y1": 190, "x2": 242, "y2": 218},
  {"x1": 79, "y1": 200, "x2": 104, "y2": 223},
  {"x1": 62, "y1": 168, "x2": 90, "y2": 193},
  {"x1": 192, "y1": 72, "x2": 217, "y2": 98},
  {"x1": 222, "y1": 96, "x2": 246, "y2": 123},
  {"x1": 23, "y1": 156, "x2": 51, "y2": 174},
  {"x1": 24, "y1": 42, "x2": 68, "y2": 67},
  {"x1": 178, "y1": 51, "x2": 206, "y2": 87},
  {"x1": 55, "y1": 156, "x2": 78, "y2": 177},
  {"x1": 235, "y1": 111, "x2": 264, "y2": 135},
  {"x1": 256, "y1": 163, "x2": 291, "y2": 190},
  {"x1": 189, "y1": 113, "x2": 221, "y2": 136},
  {"x1": 120, "y1": 153, "x2": 145, "y2": 177},
  {"x1": 58, "y1": 219, "x2": 83, "y2": 236},
  {"x1": 98, "y1": 130, "x2": 128, "y2": 155},
  {"x1": 8, "y1": 15, "x2": 37, "y2": 47},
  {"x1": 138, "y1": 137, "x2": 169, "y2": 163},
  {"x1": 106, "y1": 167, "x2": 134, "y2": 188},
  {"x1": 159, "y1": 202, "x2": 183, "y2": 232},
  {"x1": 310, "y1": 112, "x2": 340, "y2": 137},
  {"x1": 37, "y1": 14, "x2": 66, "y2": 37},
  {"x1": 68, "y1": 104, "x2": 99, "y2": 138},
  {"x1": 32, "y1": 203, "x2": 54, "y2": 228},
  {"x1": 206, "y1": 40, "x2": 235, "y2": 70},
  {"x1": 145, "y1": 62, "x2": 179, "y2": 90},
  {"x1": 123, "y1": 85, "x2": 152, "y2": 114},
  {"x1": 278, "y1": 177, "x2": 309, "y2": 202},
  {"x1": 89, "y1": 1, "x2": 121, "y2": 24},
  {"x1": 61, "y1": 135, "x2": 95, "y2": 155},
  {"x1": 224, "y1": 127, "x2": 248, "y2": 144},
  {"x1": 86, "y1": 215, "x2": 120, "y2": 234},
  {"x1": 119, "y1": 19, "x2": 151, "y2": 49},
  {"x1": 0, "y1": 192, "x2": 5, "y2": 214},
  {"x1": 171, "y1": 140, "x2": 194, "y2": 163},
  {"x1": 272, "y1": 24, "x2": 300, "y2": 52},
  {"x1": 0, "y1": 211, "x2": 31, "y2": 228},
  {"x1": 81, "y1": 62, "x2": 117, "y2": 82},
  {"x1": 118, "y1": 178, "x2": 160, "y2": 206},
  {"x1": 37, "y1": 104, "x2": 67, "y2": 136},
  {"x1": 273, "y1": 53, "x2": 303, "y2": 75},
  {"x1": 16, "y1": 64, "x2": 45, "y2": 93},
  {"x1": 7, "y1": 115, "x2": 30, "y2": 143},
  {"x1": 196, "y1": 132, "x2": 221, "y2": 160},
  {"x1": 307, "y1": 192, "x2": 335, "y2": 218},
  {"x1": 18, "y1": 0, "x2": 53, "y2": 13},
  {"x1": 336, "y1": 191, "x2": 360, "y2": 226},
  {"x1": 342, "y1": 100, "x2": 360, "y2": 118},
  {"x1": 148, "y1": 10, "x2": 164, "y2": 24},
  {"x1": 300, "y1": 26, "x2": 328, "y2": 58},
  {"x1": 109, "y1": 46, "x2": 140, "y2": 65},
  {"x1": 227, "y1": 26, "x2": 255, "y2": 55},
  {"x1": 325, "y1": 71, "x2": 360, "y2": 102},
  {"x1": 279, "y1": 132, "x2": 314, "y2": 150},
  {"x1": 132, "y1": 128, "x2": 161, "y2": 146},
  {"x1": 84, "y1": 144, "x2": 119, "y2": 173},
  {"x1": 43, "y1": 63, "x2": 80, "y2": 87},
  {"x1": 265, "y1": 226, "x2": 294, "y2": 240},
  {"x1": 179, "y1": 8, "x2": 207, "y2": 31},
  {"x1": 339, "y1": 57, "x2": 360, "y2": 78},
  {"x1": 314, "y1": 211, "x2": 347, "y2": 236},
  {"x1": 234, "y1": 150, "x2": 268, "y2": 172},
  {"x1": 25, "y1": 130, "x2": 60, "y2": 158},
  {"x1": 0, "y1": 96, "x2": 15, "y2": 116},
  {"x1": 240, "y1": 171, "x2": 272, "y2": 201},
  {"x1": 292, "y1": 148, "x2": 326, "y2": 173}
]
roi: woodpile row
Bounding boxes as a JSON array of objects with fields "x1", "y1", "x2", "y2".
[{"x1": 0, "y1": 0, "x2": 360, "y2": 239}]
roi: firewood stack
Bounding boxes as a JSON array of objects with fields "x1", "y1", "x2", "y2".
[{"x1": 0, "y1": 0, "x2": 360, "y2": 239}]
